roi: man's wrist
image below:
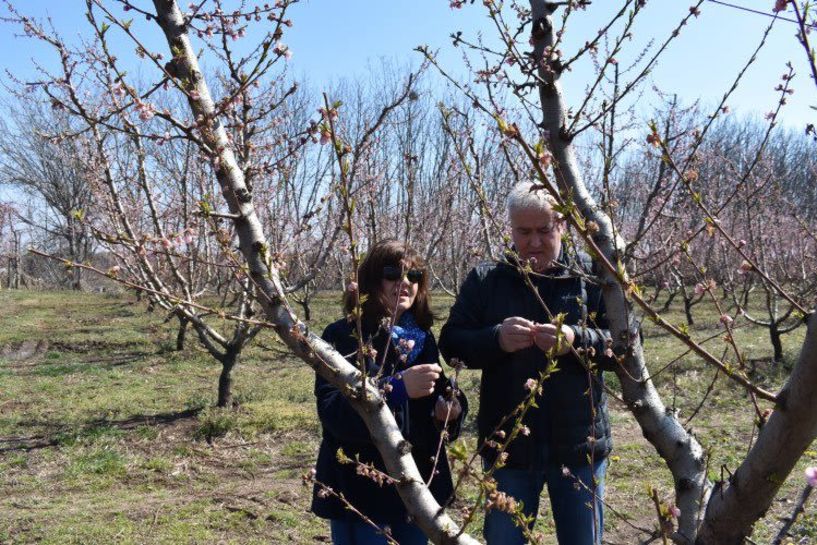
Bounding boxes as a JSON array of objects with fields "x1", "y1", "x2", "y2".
[
  {"x1": 567, "y1": 325, "x2": 582, "y2": 347},
  {"x1": 492, "y1": 324, "x2": 508, "y2": 353}
]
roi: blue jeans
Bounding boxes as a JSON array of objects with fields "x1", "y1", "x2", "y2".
[
  {"x1": 483, "y1": 459, "x2": 606, "y2": 545},
  {"x1": 330, "y1": 518, "x2": 427, "y2": 545}
]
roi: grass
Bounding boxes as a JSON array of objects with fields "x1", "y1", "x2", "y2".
[{"x1": 0, "y1": 288, "x2": 813, "y2": 544}]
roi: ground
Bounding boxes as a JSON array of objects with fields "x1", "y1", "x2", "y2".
[{"x1": 0, "y1": 289, "x2": 814, "y2": 544}]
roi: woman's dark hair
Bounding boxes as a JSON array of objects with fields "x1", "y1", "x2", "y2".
[{"x1": 343, "y1": 239, "x2": 433, "y2": 331}]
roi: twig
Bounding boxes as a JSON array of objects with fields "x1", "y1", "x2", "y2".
[{"x1": 772, "y1": 483, "x2": 814, "y2": 545}]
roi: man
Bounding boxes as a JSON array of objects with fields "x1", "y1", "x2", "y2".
[{"x1": 438, "y1": 181, "x2": 616, "y2": 545}]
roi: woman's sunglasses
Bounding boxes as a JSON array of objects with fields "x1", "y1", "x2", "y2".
[{"x1": 382, "y1": 266, "x2": 424, "y2": 284}]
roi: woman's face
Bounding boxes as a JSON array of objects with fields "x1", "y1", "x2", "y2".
[{"x1": 379, "y1": 263, "x2": 421, "y2": 317}]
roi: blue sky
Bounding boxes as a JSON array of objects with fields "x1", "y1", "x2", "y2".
[{"x1": 0, "y1": 0, "x2": 812, "y2": 126}]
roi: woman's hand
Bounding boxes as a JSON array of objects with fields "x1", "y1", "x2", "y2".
[
  {"x1": 401, "y1": 363, "x2": 441, "y2": 399},
  {"x1": 434, "y1": 395, "x2": 462, "y2": 422}
]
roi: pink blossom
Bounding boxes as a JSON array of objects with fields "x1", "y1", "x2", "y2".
[
  {"x1": 273, "y1": 41, "x2": 292, "y2": 60},
  {"x1": 806, "y1": 466, "x2": 817, "y2": 487},
  {"x1": 319, "y1": 130, "x2": 331, "y2": 145},
  {"x1": 524, "y1": 378, "x2": 537, "y2": 391},
  {"x1": 450, "y1": 0, "x2": 465, "y2": 7},
  {"x1": 772, "y1": 0, "x2": 788, "y2": 13},
  {"x1": 346, "y1": 281, "x2": 358, "y2": 293},
  {"x1": 669, "y1": 505, "x2": 681, "y2": 518},
  {"x1": 695, "y1": 279, "x2": 716, "y2": 296},
  {"x1": 135, "y1": 100, "x2": 156, "y2": 122},
  {"x1": 319, "y1": 107, "x2": 339, "y2": 122},
  {"x1": 520, "y1": 425, "x2": 530, "y2": 436},
  {"x1": 719, "y1": 314, "x2": 734, "y2": 327}
]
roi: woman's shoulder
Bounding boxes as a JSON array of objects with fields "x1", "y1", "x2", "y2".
[{"x1": 321, "y1": 317, "x2": 353, "y2": 343}]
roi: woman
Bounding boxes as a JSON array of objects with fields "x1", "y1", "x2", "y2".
[{"x1": 312, "y1": 239, "x2": 467, "y2": 545}]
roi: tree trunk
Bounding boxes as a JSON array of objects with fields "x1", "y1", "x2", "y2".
[
  {"x1": 297, "y1": 297, "x2": 312, "y2": 321},
  {"x1": 770, "y1": 323, "x2": 783, "y2": 364},
  {"x1": 697, "y1": 313, "x2": 817, "y2": 544},
  {"x1": 151, "y1": 5, "x2": 478, "y2": 542},
  {"x1": 529, "y1": 3, "x2": 709, "y2": 540},
  {"x1": 176, "y1": 316, "x2": 189, "y2": 351},
  {"x1": 72, "y1": 266, "x2": 82, "y2": 291},
  {"x1": 660, "y1": 289, "x2": 678, "y2": 313},
  {"x1": 217, "y1": 347, "x2": 237, "y2": 408},
  {"x1": 684, "y1": 296, "x2": 696, "y2": 326}
]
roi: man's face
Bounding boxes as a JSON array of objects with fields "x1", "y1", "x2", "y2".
[{"x1": 510, "y1": 207, "x2": 564, "y2": 272}]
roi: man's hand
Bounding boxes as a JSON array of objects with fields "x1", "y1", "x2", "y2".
[
  {"x1": 401, "y1": 363, "x2": 442, "y2": 399},
  {"x1": 498, "y1": 316, "x2": 536, "y2": 353},
  {"x1": 434, "y1": 395, "x2": 462, "y2": 422},
  {"x1": 532, "y1": 323, "x2": 575, "y2": 356}
]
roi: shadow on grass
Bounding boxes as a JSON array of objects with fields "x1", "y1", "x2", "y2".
[
  {"x1": 0, "y1": 407, "x2": 204, "y2": 452},
  {"x1": 3, "y1": 352, "x2": 155, "y2": 378}
]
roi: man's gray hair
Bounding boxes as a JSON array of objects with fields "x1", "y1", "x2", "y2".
[{"x1": 506, "y1": 181, "x2": 559, "y2": 218}]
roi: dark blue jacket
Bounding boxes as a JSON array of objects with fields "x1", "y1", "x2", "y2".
[
  {"x1": 311, "y1": 317, "x2": 467, "y2": 523},
  {"x1": 438, "y1": 251, "x2": 614, "y2": 470}
]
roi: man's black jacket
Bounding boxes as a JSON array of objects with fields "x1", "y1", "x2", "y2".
[
  {"x1": 438, "y1": 251, "x2": 615, "y2": 470},
  {"x1": 311, "y1": 317, "x2": 467, "y2": 523}
]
